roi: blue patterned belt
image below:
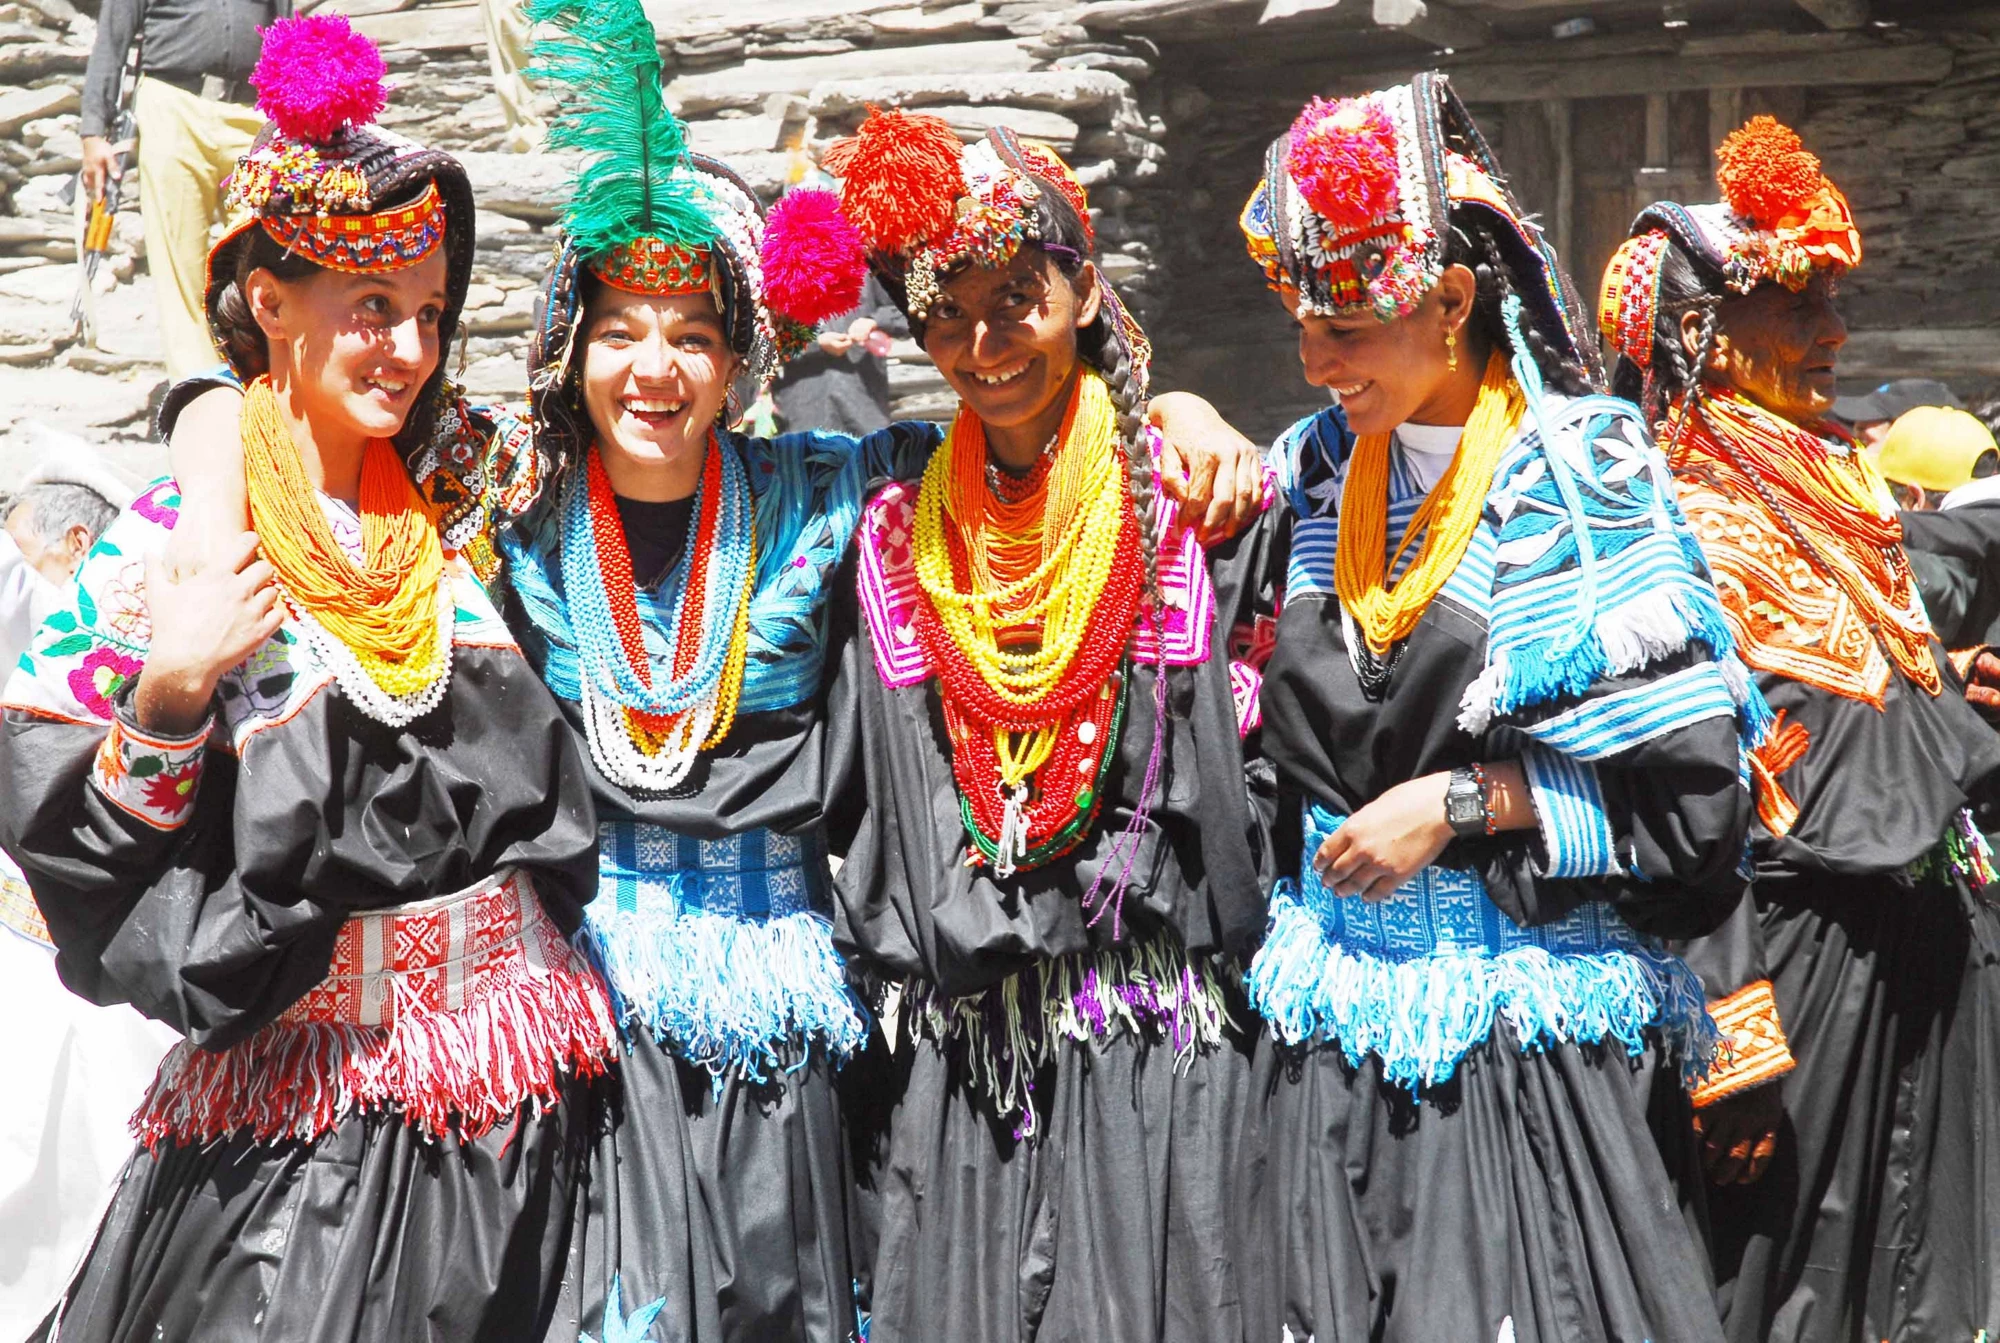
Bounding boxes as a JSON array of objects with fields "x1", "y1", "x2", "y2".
[
  {"x1": 1245, "y1": 802, "x2": 1716, "y2": 1091},
  {"x1": 584, "y1": 821, "x2": 862, "y2": 1081},
  {"x1": 598, "y1": 821, "x2": 830, "y2": 918}
]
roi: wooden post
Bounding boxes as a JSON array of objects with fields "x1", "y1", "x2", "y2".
[
  {"x1": 1545, "y1": 97, "x2": 1573, "y2": 262},
  {"x1": 1708, "y1": 86, "x2": 1743, "y2": 170}
]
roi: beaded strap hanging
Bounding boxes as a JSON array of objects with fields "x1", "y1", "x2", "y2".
[
  {"x1": 562, "y1": 433, "x2": 757, "y2": 792},
  {"x1": 242, "y1": 375, "x2": 453, "y2": 727},
  {"x1": 911, "y1": 371, "x2": 1143, "y2": 874}
]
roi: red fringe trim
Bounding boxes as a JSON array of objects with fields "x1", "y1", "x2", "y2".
[{"x1": 131, "y1": 950, "x2": 618, "y2": 1149}]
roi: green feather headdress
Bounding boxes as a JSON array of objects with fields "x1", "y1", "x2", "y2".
[{"x1": 526, "y1": 0, "x2": 715, "y2": 257}]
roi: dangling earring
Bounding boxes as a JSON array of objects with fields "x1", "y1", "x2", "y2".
[{"x1": 1445, "y1": 327, "x2": 1459, "y2": 372}]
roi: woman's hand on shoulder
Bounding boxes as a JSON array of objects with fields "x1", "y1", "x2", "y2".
[
  {"x1": 1147, "y1": 391, "x2": 1266, "y2": 547},
  {"x1": 134, "y1": 531, "x2": 281, "y2": 737}
]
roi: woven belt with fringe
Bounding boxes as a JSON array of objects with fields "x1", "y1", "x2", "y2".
[
  {"x1": 582, "y1": 821, "x2": 866, "y2": 1082},
  {"x1": 133, "y1": 868, "x2": 618, "y2": 1150},
  {"x1": 1246, "y1": 802, "x2": 1718, "y2": 1092}
]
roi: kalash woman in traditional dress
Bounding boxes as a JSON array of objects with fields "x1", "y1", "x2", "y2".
[
  {"x1": 1237, "y1": 75, "x2": 1762, "y2": 1342},
  {"x1": 155, "y1": 10, "x2": 1263, "y2": 1337},
  {"x1": 1599, "y1": 115, "x2": 2000, "y2": 1343},
  {"x1": 0, "y1": 16, "x2": 614, "y2": 1342},
  {"x1": 782, "y1": 109, "x2": 1282, "y2": 1343}
]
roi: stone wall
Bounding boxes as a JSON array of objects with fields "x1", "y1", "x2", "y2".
[{"x1": 0, "y1": 0, "x2": 1995, "y2": 472}]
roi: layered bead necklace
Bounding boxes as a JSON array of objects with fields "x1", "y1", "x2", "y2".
[
  {"x1": 911, "y1": 371, "x2": 1142, "y2": 874},
  {"x1": 562, "y1": 432, "x2": 757, "y2": 792},
  {"x1": 242, "y1": 374, "x2": 453, "y2": 727}
]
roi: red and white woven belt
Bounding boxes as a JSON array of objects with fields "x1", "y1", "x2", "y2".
[{"x1": 134, "y1": 868, "x2": 618, "y2": 1150}]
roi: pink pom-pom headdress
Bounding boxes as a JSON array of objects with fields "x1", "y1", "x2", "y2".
[
  {"x1": 220, "y1": 15, "x2": 445, "y2": 278},
  {"x1": 252, "y1": 14, "x2": 388, "y2": 145},
  {"x1": 759, "y1": 188, "x2": 868, "y2": 330}
]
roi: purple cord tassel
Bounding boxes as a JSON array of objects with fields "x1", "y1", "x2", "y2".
[{"x1": 1081, "y1": 651, "x2": 1170, "y2": 937}]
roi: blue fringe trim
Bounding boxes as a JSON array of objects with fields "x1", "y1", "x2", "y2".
[
  {"x1": 1245, "y1": 883, "x2": 1720, "y2": 1092},
  {"x1": 1496, "y1": 582, "x2": 1738, "y2": 722},
  {"x1": 578, "y1": 905, "x2": 867, "y2": 1085}
]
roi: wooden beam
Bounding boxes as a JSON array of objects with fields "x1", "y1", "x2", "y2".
[
  {"x1": 1372, "y1": 0, "x2": 1490, "y2": 49},
  {"x1": 1302, "y1": 31, "x2": 1952, "y2": 101},
  {"x1": 1545, "y1": 97, "x2": 1572, "y2": 262},
  {"x1": 1793, "y1": 0, "x2": 1869, "y2": 30}
]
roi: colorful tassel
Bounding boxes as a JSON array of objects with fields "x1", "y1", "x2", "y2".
[
  {"x1": 1284, "y1": 96, "x2": 1401, "y2": 235},
  {"x1": 578, "y1": 904, "x2": 867, "y2": 1084},
  {"x1": 759, "y1": 188, "x2": 869, "y2": 327},
  {"x1": 250, "y1": 15, "x2": 388, "y2": 143}
]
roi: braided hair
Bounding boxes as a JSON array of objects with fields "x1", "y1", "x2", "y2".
[
  {"x1": 1608, "y1": 241, "x2": 1723, "y2": 440},
  {"x1": 1445, "y1": 215, "x2": 1597, "y2": 398}
]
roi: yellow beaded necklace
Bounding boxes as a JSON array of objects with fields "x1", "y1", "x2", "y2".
[
  {"x1": 1335, "y1": 350, "x2": 1523, "y2": 654},
  {"x1": 911, "y1": 370, "x2": 1129, "y2": 790}
]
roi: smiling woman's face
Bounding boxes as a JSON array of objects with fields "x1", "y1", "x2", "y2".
[
  {"x1": 1704, "y1": 272, "x2": 1848, "y2": 425},
  {"x1": 250, "y1": 249, "x2": 450, "y2": 443},
  {"x1": 579, "y1": 286, "x2": 739, "y2": 498},
  {"x1": 918, "y1": 248, "x2": 1098, "y2": 439}
]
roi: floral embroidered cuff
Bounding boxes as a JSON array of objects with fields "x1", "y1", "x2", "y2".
[
  {"x1": 1521, "y1": 742, "x2": 1624, "y2": 880},
  {"x1": 1691, "y1": 979, "x2": 1796, "y2": 1107},
  {"x1": 92, "y1": 708, "x2": 211, "y2": 831}
]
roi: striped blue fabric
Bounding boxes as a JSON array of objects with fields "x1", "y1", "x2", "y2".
[
  {"x1": 1519, "y1": 743, "x2": 1622, "y2": 879},
  {"x1": 1523, "y1": 661, "x2": 1741, "y2": 762},
  {"x1": 598, "y1": 821, "x2": 828, "y2": 919}
]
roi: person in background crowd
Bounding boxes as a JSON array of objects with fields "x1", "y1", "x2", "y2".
[
  {"x1": 1876, "y1": 405, "x2": 2000, "y2": 512},
  {"x1": 81, "y1": 0, "x2": 290, "y2": 380},
  {"x1": 1831, "y1": 376, "x2": 1962, "y2": 451},
  {"x1": 0, "y1": 456, "x2": 129, "y2": 670},
  {"x1": 0, "y1": 452, "x2": 172, "y2": 1342},
  {"x1": 480, "y1": 0, "x2": 545, "y2": 151},
  {"x1": 1602, "y1": 114, "x2": 2000, "y2": 1343},
  {"x1": 772, "y1": 269, "x2": 908, "y2": 437}
]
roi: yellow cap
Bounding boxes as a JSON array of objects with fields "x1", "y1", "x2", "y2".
[{"x1": 1876, "y1": 405, "x2": 1999, "y2": 493}]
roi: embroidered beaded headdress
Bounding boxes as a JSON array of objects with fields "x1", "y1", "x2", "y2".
[
  {"x1": 204, "y1": 15, "x2": 477, "y2": 457},
  {"x1": 1239, "y1": 72, "x2": 1596, "y2": 376},
  {"x1": 1599, "y1": 115, "x2": 1862, "y2": 370},
  {"x1": 802, "y1": 110, "x2": 1152, "y2": 393},
  {"x1": 525, "y1": 0, "x2": 848, "y2": 478}
]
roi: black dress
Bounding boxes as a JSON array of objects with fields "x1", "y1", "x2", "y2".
[
  {"x1": 0, "y1": 424, "x2": 607, "y2": 1342},
  {"x1": 500, "y1": 421, "x2": 941, "y2": 1343},
  {"x1": 826, "y1": 440, "x2": 1281, "y2": 1343},
  {"x1": 1252, "y1": 401, "x2": 1754, "y2": 1343},
  {"x1": 1671, "y1": 455, "x2": 2000, "y2": 1343}
]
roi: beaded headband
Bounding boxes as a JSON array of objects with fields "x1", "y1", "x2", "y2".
[
  {"x1": 257, "y1": 180, "x2": 446, "y2": 275},
  {"x1": 1597, "y1": 228, "x2": 1671, "y2": 369},
  {"x1": 1241, "y1": 73, "x2": 1601, "y2": 380},
  {"x1": 587, "y1": 235, "x2": 716, "y2": 296}
]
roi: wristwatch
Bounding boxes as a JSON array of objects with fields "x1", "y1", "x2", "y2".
[{"x1": 1444, "y1": 765, "x2": 1492, "y2": 838}]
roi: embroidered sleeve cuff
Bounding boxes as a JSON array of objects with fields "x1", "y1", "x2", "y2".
[
  {"x1": 1521, "y1": 743, "x2": 1625, "y2": 880},
  {"x1": 1691, "y1": 979, "x2": 1796, "y2": 1107},
  {"x1": 91, "y1": 709, "x2": 211, "y2": 831}
]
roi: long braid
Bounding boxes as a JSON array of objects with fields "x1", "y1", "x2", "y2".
[
  {"x1": 1459, "y1": 221, "x2": 1596, "y2": 398},
  {"x1": 1086, "y1": 309, "x2": 1165, "y2": 618},
  {"x1": 1661, "y1": 303, "x2": 1720, "y2": 462}
]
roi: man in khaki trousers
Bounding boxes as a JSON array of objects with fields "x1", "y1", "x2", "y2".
[{"x1": 79, "y1": 0, "x2": 288, "y2": 380}]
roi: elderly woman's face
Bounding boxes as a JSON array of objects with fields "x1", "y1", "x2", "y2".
[{"x1": 1703, "y1": 273, "x2": 1848, "y2": 425}]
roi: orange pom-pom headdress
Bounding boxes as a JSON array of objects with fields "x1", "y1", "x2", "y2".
[
  {"x1": 817, "y1": 111, "x2": 1104, "y2": 329},
  {"x1": 1600, "y1": 115, "x2": 1861, "y2": 381}
]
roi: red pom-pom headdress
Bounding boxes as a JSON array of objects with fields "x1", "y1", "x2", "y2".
[
  {"x1": 1284, "y1": 97, "x2": 1402, "y2": 237},
  {"x1": 1716, "y1": 116, "x2": 1824, "y2": 231},
  {"x1": 822, "y1": 107, "x2": 965, "y2": 258}
]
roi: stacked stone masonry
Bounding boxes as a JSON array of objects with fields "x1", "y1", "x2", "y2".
[{"x1": 0, "y1": 0, "x2": 1993, "y2": 450}]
